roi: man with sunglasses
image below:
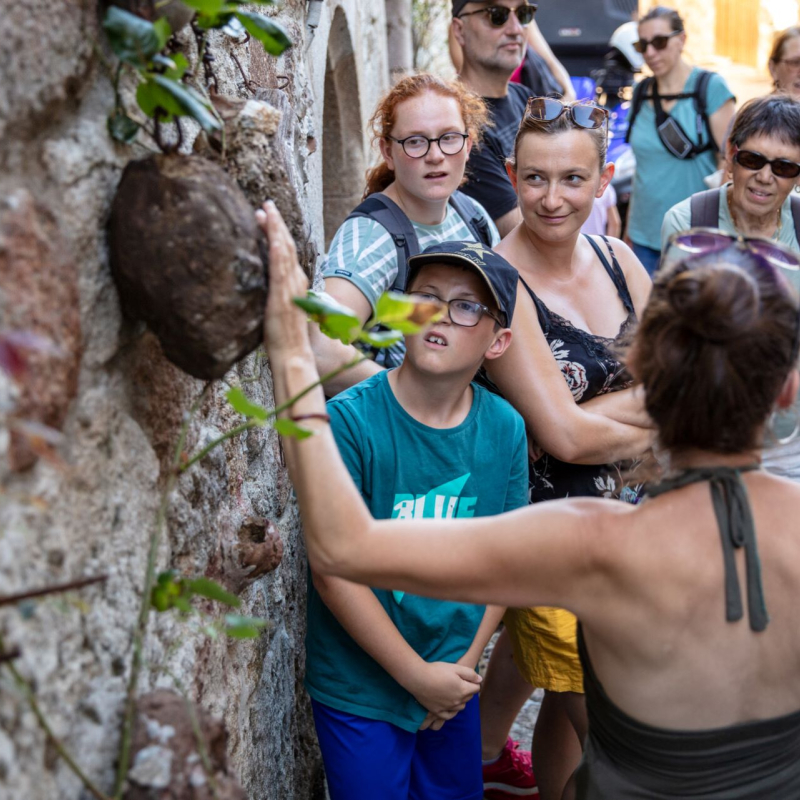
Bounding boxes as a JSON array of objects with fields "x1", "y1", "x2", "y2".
[
  {"x1": 305, "y1": 241, "x2": 529, "y2": 800},
  {"x1": 452, "y1": 1, "x2": 538, "y2": 237}
]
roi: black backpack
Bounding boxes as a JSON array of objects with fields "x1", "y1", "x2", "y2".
[
  {"x1": 345, "y1": 190, "x2": 494, "y2": 293},
  {"x1": 625, "y1": 70, "x2": 717, "y2": 158},
  {"x1": 689, "y1": 187, "x2": 800, "y2": 240}
]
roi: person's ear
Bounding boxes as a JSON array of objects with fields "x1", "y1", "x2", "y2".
[
  {"x1": 505, "y1": 161, "x2": 518, "y2": 191},
  {"x1": 379, "y1": 137, "x2": 396, "y2": 172},
  {"x1": 776, "y1": 368, "x2": 800, "y2": 410},
  {"x1": 677, "y1": 31, "x2": 687, "y2": 51},
  {"x1": 452, "y1": 17, "x2": 467, "y2": 48},
  {"x1": 724, "y1": 140, "x2": 736, "y2": 174},
  {"x1": 465, "y1": 134, "x2": 474, "y2": 158},
  {"x1": 598, "y1": 162, "x2": 615, "y2": 198},
  {"x1": 768, "y1": 59, "x2": 779, "y2": 84},
  {"x1": 484, "y1": 328, "x2": 513, "y2": 360}
]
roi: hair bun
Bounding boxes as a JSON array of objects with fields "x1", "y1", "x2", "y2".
[{"x1": 666, "y1": 265, "x2": 760, "y2": 343}]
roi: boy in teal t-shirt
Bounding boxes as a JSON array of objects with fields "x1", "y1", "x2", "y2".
[{"x1": 305, "y1": 241, "x2": 529, "y2": 800}]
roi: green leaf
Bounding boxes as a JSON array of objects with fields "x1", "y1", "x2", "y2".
[
  {"x1": 108, "y1": 111, "x2": 140, "y2": 144},
  {"x1": 273, "y1": 418, "x2": 314, "y2": 440},
  {"x1": 357, "y1": 329, "x2": 404, "y2": 349},
  {"x1": 370, "y1": 292, "x2": 444, "y2": 335},
  {"x1": 224, "y1": 614, "x2": 270, "y2": 639},
  {"x1": 226, "y1": 387, "x2": 269, "y2": 422},
  {"x1": 151, "y1": 52, "x2": 188, "y2": 80},
  {"x1": 103, "y1": 8, "x2": 170, "y2": 69},
  {"x1": 294, "y1": 292, "x2": 362, "y2": 345},
  {"x1": 136, "y1": 75, "x2": 222, "y2": 133},
  {"x1": 185, "y1": 577, "x2": 241, "y2": 608},
  {"x1": 180, "y1": 0, "x2": 227, "y2": 14},
  {"x1": 234, "y1": 11, "x2": 293, "y2": 56},
  {"x1": 172, "y1": 596, "x2": 193, "y2": 614}
]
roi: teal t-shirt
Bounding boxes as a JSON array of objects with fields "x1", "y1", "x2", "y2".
[
  {"x1": 628, "y1": 68, "x2": 734, "y2": 250},
  {"x1": 304, "y1": 371, "x2": 529, "y2": 732}
]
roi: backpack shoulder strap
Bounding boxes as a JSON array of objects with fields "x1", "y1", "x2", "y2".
[
  {"x1": 689, "y1": 187, "x2": 722, "y2": 229},
  {"x1": 346, "y1": 194, "x2": 420, "y2": 292},
  {"x1": 449, "y1": 190, "x2": 494, "y2": 247},
  {"x1": 692, "y1": 69, "x2": 717, "y2": 153},
  {"x1": 791, "y1": 194, "x2": 800, "y2": 244},
  {"x1": 625, "y1": 77, "x2": 653, "y2": 144}
]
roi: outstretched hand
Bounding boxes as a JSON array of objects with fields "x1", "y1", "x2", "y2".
[{"x1": 255, "y1": 200, "x2": 311, "y2": 361}]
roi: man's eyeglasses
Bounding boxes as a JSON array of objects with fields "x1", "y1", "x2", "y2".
[
  {"x1": 633, "y1": 30, "x2": 682, "y2": 54},
  {"x1": 387, "y1": 132, "x2": 469, "y2": 159},
  {"x1": 409, "y1": 292, "x2": 502, "y2": 327},
  {"x1": 458, "y1": 3, "x2": 537, "y2": 27},
  {"x1": 525, "y1": 97, "x2": 608, "y2": 131},
  {"x1": 733, "y1": 147, "x2": 800, "y2": 179}
]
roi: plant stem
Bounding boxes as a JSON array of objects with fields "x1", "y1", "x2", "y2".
[
  {"x1": 0, "y1": 575, "x2": 108, "y2": 608},
  {"x1": 113, "y1": 384, "x2": 211, "y2": 799},
  {"x1": 178, "y1": 421, "x2": 257, "y2": 474},
  {"x1": 271, "y1": 355, "x2": 365, "y2": 417},
  {"x1": 0, "y1": 634, "x2": 112, "y2": 800}
]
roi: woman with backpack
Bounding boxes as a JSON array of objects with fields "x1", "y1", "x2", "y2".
[
  {"x1": 626, "y1": 6, "x2": 735, "y2": 275},
  {"x1": 661, "y1": 93, "x2": 800, "y2": 481},
  {"x1": 311, "y1": 73, "x2": 500, "y2": 394}
]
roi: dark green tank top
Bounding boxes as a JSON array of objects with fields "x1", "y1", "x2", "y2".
[{"x1": 575, "y1": 465, "x2": 800, "y2": 799}]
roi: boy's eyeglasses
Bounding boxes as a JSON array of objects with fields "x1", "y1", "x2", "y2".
[
  {"x1": 665, "y1": 227, "x2": 800, "y2": 361},
  {"x1": 525, "y1": 97, "x2": 608, "y2": 131},
  {"x1": 387, "y1": 132, "x2": 469, "y2": 159},
  {"x1": 457, "y1": 3, "x2": 537, "y2": 27},
  {"x1": 409, "y1": 292, "x2": 502, "y2": 327},
  {"x1": 633, "y1": 30, "x2": 682, "y2": 54},
  {"x1": 733, "y1": 147, "x2": 800, "y2": 179}
]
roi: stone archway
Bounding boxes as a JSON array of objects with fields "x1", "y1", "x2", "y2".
[{"x1": 322, "y1": 7, "x2": 367, "y2": 246}]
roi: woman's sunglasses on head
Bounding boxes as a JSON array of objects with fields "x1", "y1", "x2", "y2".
[
  {"x1": 633, "y1": 29, "x2": 682, "y2": 53},
  {"x1": 733, "y1": 147, "x2": 800, "y2": 179},
  {"x1": 525, "y1": 97, "x2": 609, "y2": 131},
  {"x1": 457, "y1": 3, "x2": 537, "y2": 27}
]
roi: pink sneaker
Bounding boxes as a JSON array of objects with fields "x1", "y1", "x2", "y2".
[{"x1": 483, "y1": 737, "x2": 539, "y2": 798}]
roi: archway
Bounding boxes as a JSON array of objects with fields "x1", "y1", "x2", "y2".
[{"x1": 322, "y1": 7, "x2": 367, "y2": 247}]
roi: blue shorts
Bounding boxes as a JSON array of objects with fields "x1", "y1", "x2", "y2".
[{"x1": 311, "y1": 695, "x2": 483, "y2": 800}]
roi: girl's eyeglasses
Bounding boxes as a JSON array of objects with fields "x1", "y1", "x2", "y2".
[
  {"x1": 408, "y1": 292, "x2": 502, "y2": 327},
  {"x1": 733, "y1": 147, "x2": 800, "y2": 179},
  {"x1": 457, "y1": 3, "x2": 537, "y2": 27},
  {"x1": 387, "y1": 132, "x2": 469, "y2": 159},
  {"x1": 633, "y1": 30, "x2": 682, "y2": 53},
  {"x1": 525, "y1": 97, "x2": 609, "y2": 131}
]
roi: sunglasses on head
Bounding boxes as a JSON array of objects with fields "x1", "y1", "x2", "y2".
[
  {"x1": 665, "y1": 227, "x2": 800, "y2": 361},
  {"x1": 733, "y1": 147, "x2": 800, "y2": 179},
  {"x1": 633, "y1": 29, "x2": 682, "y2": 53},
  {"x1": 458, "y1": 3, "x2": 538, "y2": 27},
  {"x1": 525, "y1": 97, "x2": 608, "y2": 130}
]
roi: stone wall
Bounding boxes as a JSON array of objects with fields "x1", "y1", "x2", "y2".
[{"x1": 0, "y1": 2, "x2": 388, "y2": 798}]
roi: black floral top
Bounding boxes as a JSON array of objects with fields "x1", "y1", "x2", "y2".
[{"x1": 525, "y1": 236, "x2": 644, "y2": 505}]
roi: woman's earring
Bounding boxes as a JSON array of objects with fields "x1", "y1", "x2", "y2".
[
  {"x1": 795, "y1": 184, "x2": 800, "y2": 194},
  {"x1": 769, "y1": 406, "x2": 800, "y2": 446}
]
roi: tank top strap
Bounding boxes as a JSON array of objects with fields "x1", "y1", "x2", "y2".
[
  {"x1": 647, "y1": 464, "x2": 768, "y2": 632},
  {"x1": 518, "y1": 276, "x2": 553, "y2": 336},
  {"x1": 583, "y1": 234, "x2": 635, "y2": 314}
]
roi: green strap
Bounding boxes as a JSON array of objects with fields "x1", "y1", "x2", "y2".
[{"x1": 647, "y1": 465, "x2": 768, "y2": 632}]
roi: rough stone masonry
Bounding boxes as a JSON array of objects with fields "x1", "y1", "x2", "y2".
[{"x1": 0, "y1": 2, "x2": 389, "y2": 798}]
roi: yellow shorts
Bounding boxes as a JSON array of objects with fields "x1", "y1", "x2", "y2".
[{"x1": 503, "y1": 606, "x2": 584, "y2": 694}]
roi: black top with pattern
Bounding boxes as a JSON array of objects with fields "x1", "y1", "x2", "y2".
[{"x1": 526, "y1": 236, "x2": 642, "y2": 504}]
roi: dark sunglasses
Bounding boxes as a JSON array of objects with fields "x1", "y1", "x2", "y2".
[
  {"x1": 733, "y1": 147, "x2": 800, "y2": 179},
  {"x1": 525, "y1": 97, "x2": 608, "y2": 130},
  {"x1": 665, "y1": 228, "x2": 800, "y2": 361},
  {"x1": 458, "y1": 3, "x2": 537, "y2": 27},
  {"x1": 633, "y1": 29, "x2": 682, "y2": 53}
]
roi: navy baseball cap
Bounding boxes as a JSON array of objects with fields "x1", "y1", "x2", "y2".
[
  {"x1": 406, "y1": 241, "x2": 519, "y2": 327},
  {"x1": 453, "y1": 1, "x2": 485, "y2": 16}
]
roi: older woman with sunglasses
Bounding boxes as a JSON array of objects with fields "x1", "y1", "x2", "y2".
[
  {"x1": 473, "y1": 96, "x2": 653, "y2": 800},
  {"x1": 258, "y1": 192, "x2": 800, "y2": 799},
  {"x1": 662, "y1": 93, "x2": 800, "y2": 481},
  {"x1": 626, "y1": 6, "x2": 735, "y2": 275}
]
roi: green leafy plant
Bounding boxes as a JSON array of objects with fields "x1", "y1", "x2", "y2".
[
  {"x1": 102, "y1": 2, "x2": 293, "y2": 148},
  {"x1": 0, "y1": 289, "x2": 439, "y2": 800}
]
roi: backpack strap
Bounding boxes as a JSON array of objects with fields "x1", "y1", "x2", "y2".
[
  {"x1": 689, "y1": 187, "x2": 722, "y2": 228},
  {"x1": 791, "y1": 194, "x2": 800, "y2": 243},
  {"x1": 449, "y1": 190, "x2": 494, "y2": 247},
  {"x1": 692, "y1": 69, "x2": 717, "y2": 154},
  {"x1": 346, "y1": 194, "x2": 421, "y2": 292},
  {"x1": 625, "y1": 77, "x2": 652, "y2": 144}
]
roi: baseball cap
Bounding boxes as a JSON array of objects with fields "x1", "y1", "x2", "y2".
[
  {"x1": 452, "y1": 0, "x2": 484, "y2": 17},
  {"x1": 406, "y1": 241, "x2": 519, "y2": 327}
]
